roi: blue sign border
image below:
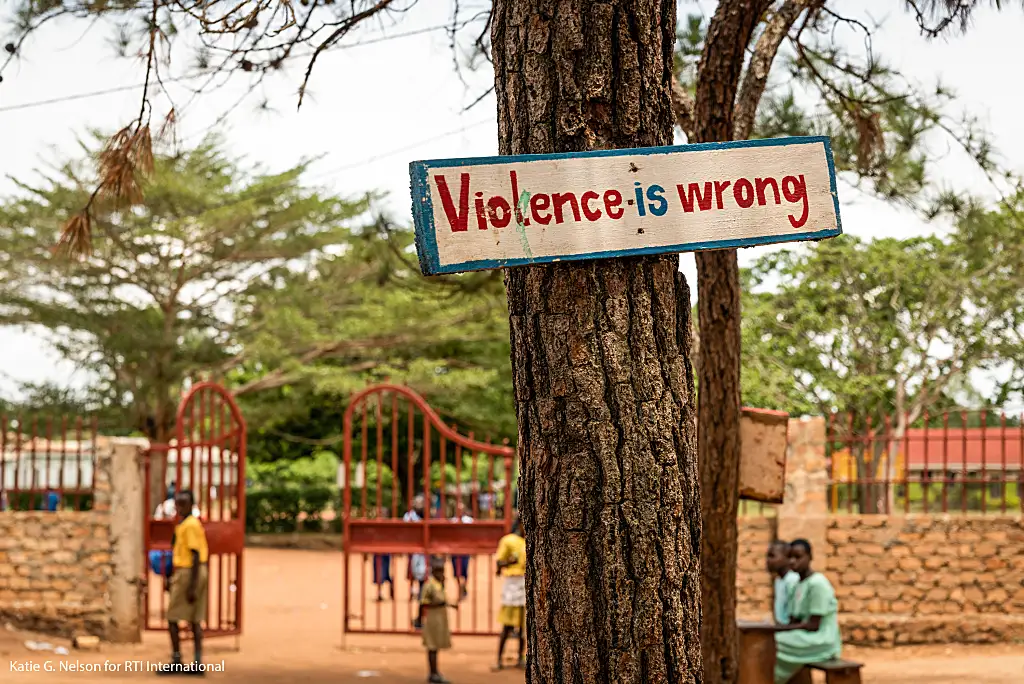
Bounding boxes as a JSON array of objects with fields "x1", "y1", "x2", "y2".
[{"x1": 410, "y1": 135, "x2": 842, "y2": 276}]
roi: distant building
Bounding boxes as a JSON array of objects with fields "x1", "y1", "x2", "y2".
[
  {"x1": 0, "y1": 435, "x2": 239, "y2": 504},
  {"x1": 830, "y1": 427, "x2": 1023, "y2": 488}
]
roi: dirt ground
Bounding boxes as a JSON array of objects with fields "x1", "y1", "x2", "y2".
[{"x1": 3, "y1": 547, "x2": 1023, "y2": 682}]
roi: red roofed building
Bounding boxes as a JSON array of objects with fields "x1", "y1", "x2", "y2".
[{"x1": 903, "y1": 427, "x2": 1024, "y2": 473}]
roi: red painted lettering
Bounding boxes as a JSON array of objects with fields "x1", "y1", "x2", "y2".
[
  {"x1": 604, "y1": 190, "x2": 624, "y2": 219},
  {"x1": 474, "y1": 192, "x2": 487, "y2": 230},
  {"x1": 435, "y1": 173, "x2": 470, "y2": 232},
  {"x1": 755, "y1": 177, "x2": 781, "y2": 206},
  {"x1": 581, "y1": 191, "x2": 602, "y2": 221},
  {"x1": 713, "y1": 180, "x2": 732, "y2": 210},
  {"x1": 677, "y1": 182, "x2": 713, "y2": 212},
  {"x1": 488, "y1": 196, "x2": 512, "y2": 229},
  {"x1": 530, "y1": 194, "x2": 552, "y2": 225},
  {"x1": 782, "y1": 175, "x2": 809, "y2": 228},
  {"x1": 733, "y1": 178, "x2": 754, "y2": 209},
  {"x1": 552, "y1": 192, "x2": 581, "y2": 224},
  {"x1": 510, "y1": 170, "x2": 529, "y2": 227}
]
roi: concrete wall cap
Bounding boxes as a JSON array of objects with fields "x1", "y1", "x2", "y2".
[{"x1": 107, "y1": 437, "x2": 151, "y2": 448}]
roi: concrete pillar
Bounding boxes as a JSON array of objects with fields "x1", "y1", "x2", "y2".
[
  {"x1": 104, "y1": 437, "x2": 149, "y2": 643},
  {"x1": 777, "y1": 417, "x2": 828, "y2": 559}
]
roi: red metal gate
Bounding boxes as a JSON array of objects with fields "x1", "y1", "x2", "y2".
[
  {"x1": 143, "y1": 382, "x2": 247, "y2": 637},
  {"x1": 342, "y1": 384, "x2": 516, "y2": 636}
]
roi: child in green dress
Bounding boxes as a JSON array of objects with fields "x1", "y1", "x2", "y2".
[
  {"x1": 772, "y1": 539, "x2": 842, "y2": 684},
  {"x1": 767, "y1": 540, "x2": 799, "y2": 624},
  {"x1": 417, "y1": 556, "x2": 456, "y2": 684}
]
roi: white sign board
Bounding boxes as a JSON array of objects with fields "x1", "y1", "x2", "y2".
[{"x1": 410, "y1": 136, "x2": 841, "y2": 275}]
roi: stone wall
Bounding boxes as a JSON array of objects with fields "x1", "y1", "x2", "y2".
[
  {"x1": 736, "y1": 516, "x2": 776, "y2": 619},
  {"x1": 0, "y1": 511, "x2": 112, "y2": 637},
  {"x1": 0, "y1": 438, "x2": 145, "y2": 641},
  {"x1": 827, "y1": 515, "x2": 1024, "y2": 646}
]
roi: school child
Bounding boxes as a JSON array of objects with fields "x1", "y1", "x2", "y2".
[
  {"x1": 404, "y1": 495, "x2": 428, "y2": 600},
  {"x1": 373, "y1": 507, "x2": 394, "y2": 601},
  {"x1": 772, "y1": 539, "x2": 843, "y2": 684},
  {"x1": 448, "y1": 499, "x2": 473, "y2": 600},
  {"x1": 493, "y1": 516, "x2": 526, "y2": 670},
  {"x1": 157, "y1": 490, "x2": 209, "y2": 676},
  {"x1": 416, "y1": 556, "x2": 455, "y2": 684},
  {"x1": 766, "y1": 540, "x2": 799, "y2": 624}
]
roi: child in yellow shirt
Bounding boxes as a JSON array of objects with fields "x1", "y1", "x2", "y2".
[
  {"x1": 493, "y1": 516, "x2": 526, "y2": 670},
  {"x1": 417, "y1": 556, "x2": 455, "y2": 683},
  {"x1": 157, "y1": 490, "x2": 208, "y2": 676}
]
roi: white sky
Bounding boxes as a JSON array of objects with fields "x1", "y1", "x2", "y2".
[{"x1": 0, "y1": 1, "x2": 1020, "y2": 401}]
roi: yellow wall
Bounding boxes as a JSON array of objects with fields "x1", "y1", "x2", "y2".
[{"x1": 829, "y1": 447, "x2": 906, "y2": 483}]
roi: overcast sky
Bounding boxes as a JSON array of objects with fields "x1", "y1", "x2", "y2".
[{"x1": 0, "y1": 1, "x2": 1020, "y2": 401}]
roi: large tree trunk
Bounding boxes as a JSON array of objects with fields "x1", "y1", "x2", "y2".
[
  {"x1": 492, "y1": 2, "x2": 703, "y2": 682},
  {"x1": 691, "y1": 3, "x2": 768, "y2": 683}
]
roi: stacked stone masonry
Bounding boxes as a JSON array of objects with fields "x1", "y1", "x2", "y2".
[
  {"x1": 827, "y1": 515, "x2": 1024, "y2": 646},
  {"x1": 2, "y1": 423, "x2": 1022, "y2": 648},
  {"x1": 0, "y1": 437, "x2": 144, "y2": 641},
  {"x1": 736, "y1": 516, "x2": 776, "y2": 618},
  {"x1": 0, "y1": 511, "x2": 113, "y2": 637}
]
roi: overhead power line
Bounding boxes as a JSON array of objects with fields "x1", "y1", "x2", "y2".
[{"x1": 0, "y1": 22, "x2": 464, "y2": 114}]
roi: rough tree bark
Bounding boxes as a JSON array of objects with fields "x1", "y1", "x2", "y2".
[
  {"x1": 691, "y1": 2, "x2": 772, "y2": 683},
  {"x1": 492, "y1": 1, "x2": 703, "y2": 682}
]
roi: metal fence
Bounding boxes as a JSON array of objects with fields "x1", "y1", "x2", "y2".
[
  {"x1": 0, "y1": 415, "x2": 99, "y2": 511},
  {"x1": 827, "y1": 410, "x2": 1024, "y2": 515}
]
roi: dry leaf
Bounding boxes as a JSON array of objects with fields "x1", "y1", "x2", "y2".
[
  {"x1": 158, "y1": 108, "x2": 177, "y2": 143},
  {"x1": 852, "y1": 106, "x2": 883, "y2": 175},
  {"x1": 56, "y1": 212, "x2": 92, "y2": 259},
  {"x1": 97, "y1": 123, "x2": 154, "y2": 206}
]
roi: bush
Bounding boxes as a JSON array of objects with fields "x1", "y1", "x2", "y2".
[
  {"x1": 246, "y1": 484, "x2": 339, "y2": 533},
  {"x1": 245, "y1": 450, "x2": 341, "y2": 533},
  {"x1": 2, "y1": 491, "x2": 92, "y2": 512}
]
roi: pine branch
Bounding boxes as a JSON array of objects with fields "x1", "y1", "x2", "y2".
[{"x1": 734, "y1": 0, "x2": 823, "y2": 140}]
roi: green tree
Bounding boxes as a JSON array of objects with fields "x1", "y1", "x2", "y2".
[
  {"x1": 4, "y1": 1, "x2": 1021, "y2": 682},
  {"x1": 0, "y1": 136, "x2": 366, "y2": 440},
  {"x1": 743, "y1": 234, "x2": 1003, "y2": 510},
  {"x1": 950, "y1": 193, "x2": 1024, "y2": 406},
  {"x1": 671, "y1": 5, "x2": 1022, "y2": 673},
  {"x1": 230, "y1": 225, "x2": 516, "y2": 440}
]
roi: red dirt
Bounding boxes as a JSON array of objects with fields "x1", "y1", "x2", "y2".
[{"x1": 3, "y1": 548, "x2": 1022, "y2": 682}]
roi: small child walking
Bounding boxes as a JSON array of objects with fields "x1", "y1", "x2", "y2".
[
  {"x1": 493, "y1": 516, "x2": 526, "y2": 670},
  {"x1": 416, "y1": 556, "x2": 454, "y2": 684},
  {"x1": 158, "y1": 490, "x2": 208, "y2": 676}
]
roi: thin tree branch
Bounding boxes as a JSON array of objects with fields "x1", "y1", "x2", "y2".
[
  {"x1": 297, "y1": 0, "x2": 398, "y2": 110},
  {"x1": 670, "y1": 79, "x2": 696, "y2": 141},
  {"x1": 734, "y1": 0, "x2": 824, "y2": 140}
]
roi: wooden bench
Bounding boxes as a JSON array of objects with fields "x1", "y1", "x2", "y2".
[
  {"x1": 806, "y1": 659, "x2": 863, "y2": 684},
  {"x1": 737, "y1": 621, "x2": 777, "y2": 684}
]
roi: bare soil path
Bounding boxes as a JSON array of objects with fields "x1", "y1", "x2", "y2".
[{"x1": 2, "y1": 548, "x2": 1021, "y2": 682}]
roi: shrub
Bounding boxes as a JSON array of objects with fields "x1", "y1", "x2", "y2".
[{"x1": 246, "y1": 484, "x2": 338, "y2": 533}]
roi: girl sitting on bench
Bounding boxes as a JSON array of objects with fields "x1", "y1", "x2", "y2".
[{"x1": 772, "y1": 538, "x2": 842, "y2": 684}]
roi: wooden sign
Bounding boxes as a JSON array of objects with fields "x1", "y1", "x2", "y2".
[
  {"x1": 410, "y1": 136, "x2": 841, "y2": 275},
  {"x1": 739, "y1": 407, "x2": 790, "y2": 504}
]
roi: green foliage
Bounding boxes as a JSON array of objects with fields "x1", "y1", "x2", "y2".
[
  {"x1": 743, "y1": 234, "x2": 1000, "y2": 420},
  {"x1": 676, "y1": 9, "x2": 1002, "y2": 215},
  {"x1": 0, "y1": 135, "x2": 367, "y2": 439},
  {"x1": 949, "y1": 194, "x2": 1024, "y2": 405},
  {"x1": 245, "y1": 486, "x2": 338, "y2": 534},
  {"x1": 830, "y1": 481, "x2": 1022, "y2": 515},
  {"x1": 232, "y1": 224, "x2": 517, "y2": 450},
  {"x1": 246, "y1": 451, "x2": 342, "y2": 533}
]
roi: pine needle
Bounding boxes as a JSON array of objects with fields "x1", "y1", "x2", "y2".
[
  {"x1": 56, "y1": 211, "x2": 92, "y2": 259},
  {"x1": 56, "y1": 121, "x2": 156, "y2": 258},
  {"x1": 852, "y1": 106, "x2": 883, "y2": 174},
  {"x1": 158, "y1": 108, "x2": 177, "y2": 143},
  {"x1": 97, "y1": 123, "x2": 154, "y2": 206}
]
